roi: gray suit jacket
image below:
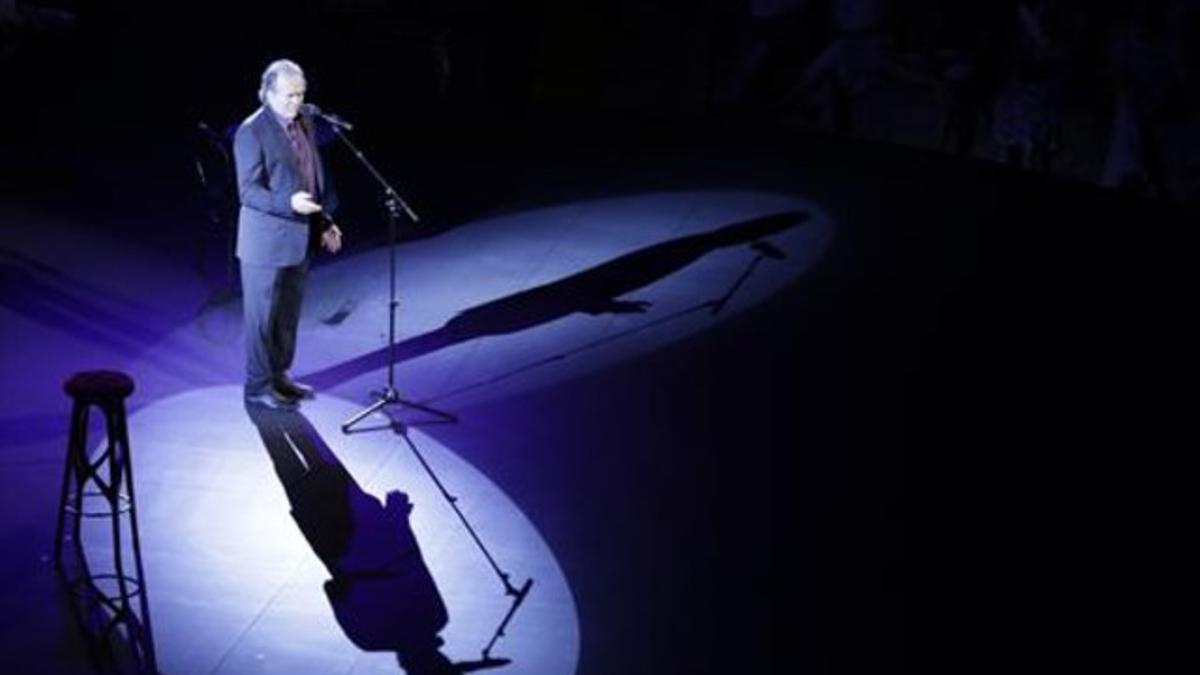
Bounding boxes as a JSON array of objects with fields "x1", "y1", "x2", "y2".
[{"x1": 234, "y1": 106, "x2": 339, "y2": 267}]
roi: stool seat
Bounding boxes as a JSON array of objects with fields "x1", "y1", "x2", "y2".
[{"x1": 64, "y1": 371, "x2": 135, "y2": 402}]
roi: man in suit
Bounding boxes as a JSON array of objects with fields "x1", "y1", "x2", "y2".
[{"x1": 236, "y1": 59, "x2": 343, "y2": 408}]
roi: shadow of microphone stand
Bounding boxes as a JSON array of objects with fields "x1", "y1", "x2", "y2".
[
  {"x1": 382, "y1": 418, "x2": 534, "y2": 663},
  {"x1": 424, "y1": 238, "x2": 792, "y2": 406}
]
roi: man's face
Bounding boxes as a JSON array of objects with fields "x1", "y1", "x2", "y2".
[{"x1": 266, "y1": 73, "x2": 306, "y2": 120}]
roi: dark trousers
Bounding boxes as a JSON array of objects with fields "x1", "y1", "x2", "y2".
[{"x1": 241, "y1": 260, "x2": 309, "y2": 393}]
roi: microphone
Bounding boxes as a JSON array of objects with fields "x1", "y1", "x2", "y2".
[{"x1": 301, "y1": 103, "x2": 354, "y2": 131}]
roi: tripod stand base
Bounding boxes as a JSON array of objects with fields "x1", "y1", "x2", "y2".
[
  {"x1": 482, "y1": 577, "x2": 534, "y2": 660},
  {"x1": 341, "y1": 387, "x2": 457, "y2": 433}
]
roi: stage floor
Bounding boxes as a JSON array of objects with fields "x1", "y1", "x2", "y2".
[{"x1": 3, "y1": 152, "x2": 866, "y2": 674}]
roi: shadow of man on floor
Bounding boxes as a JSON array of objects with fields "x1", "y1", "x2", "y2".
[
  {"x1": 305, "y1": 209, "x2": 810, "y2": 390},
  {"x1": 245, "y1": 402, "x2": 509, "y2": 673}
]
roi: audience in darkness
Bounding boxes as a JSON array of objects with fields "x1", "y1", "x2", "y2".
[{"x1": 709, "y1": 0, "x2": 1198, "y2": 205}]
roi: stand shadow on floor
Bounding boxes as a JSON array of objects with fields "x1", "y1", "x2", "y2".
[
  {"x1": 303, "y1": 210, "x2": 809, "y2": 390},
  {"x1": 244, "y1": 402, "x2": 510, "y2": 674}
]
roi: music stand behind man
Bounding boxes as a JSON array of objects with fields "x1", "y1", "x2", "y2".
[{"x1": 235, "y1": 58, "x2": 343, "y2": 409}]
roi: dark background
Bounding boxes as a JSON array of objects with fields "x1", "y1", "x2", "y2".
[{"x1": 2, "y1": 1, "x2": 1195, "y2": 672}]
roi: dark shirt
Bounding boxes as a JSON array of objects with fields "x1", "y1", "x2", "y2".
[{"x1": 271, "y1": 109, "x2": 318, "y2": 196}]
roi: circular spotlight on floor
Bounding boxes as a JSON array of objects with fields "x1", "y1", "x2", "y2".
[
  {"x1": 295, "y1": 190, "x2": 833, "y2": 408},
  {"x1": 97, "y1": 387, "x2": 578, "y2": 674}
]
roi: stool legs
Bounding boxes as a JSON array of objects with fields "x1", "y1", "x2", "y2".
[
  {"x1": 55, "y1": 395, "x2": 158, "y2": 673},
  {"x1": 54, "y1": 401, "x2": 91, "y2": 573}
]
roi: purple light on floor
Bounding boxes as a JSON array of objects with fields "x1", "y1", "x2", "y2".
[
  {"x1": 80, "y1": 387, "x2": 578, "y2": 674},
  {"x1": 5, "y1": 187, "x2": 833, "y2": 672},
  {"x1": 276, "y1": 190, "x2": 834, "y2": 409}
]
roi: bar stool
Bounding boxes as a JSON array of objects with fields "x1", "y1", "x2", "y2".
[{"x1": 55, "y1": 370, "x2": 158, "y2": 673}]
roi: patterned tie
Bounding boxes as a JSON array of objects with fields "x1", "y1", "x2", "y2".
[{"x1": 286, "y1": 120, "x2": 317, "y2": 196}]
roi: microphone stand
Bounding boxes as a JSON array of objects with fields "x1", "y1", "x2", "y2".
[
  {"x1": 193, "y1": 122, "x2": 239, "y2": 314},
  {"x1": 329, "y1": 123, "x2": 457, "y2": 432}
]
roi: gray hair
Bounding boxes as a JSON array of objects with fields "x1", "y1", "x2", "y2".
[{"x1": 258, "y1": 59, "x2": 305, "y2": 103}]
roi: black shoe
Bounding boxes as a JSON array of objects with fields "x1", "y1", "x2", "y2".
[
  {"x1": 276, "y1": 377, "x2": 315, "y2": 400},
  {"x1": 245, "y1": 386, "x2": 300, "y2": 410}
]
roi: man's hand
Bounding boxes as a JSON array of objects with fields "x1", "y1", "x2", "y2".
[
  {"x1": 291, "y1": 191, "x2": 323, "y2": 215},
  {"x1": 320, "y1": 223, "x2": 343, "y2": 253}
]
